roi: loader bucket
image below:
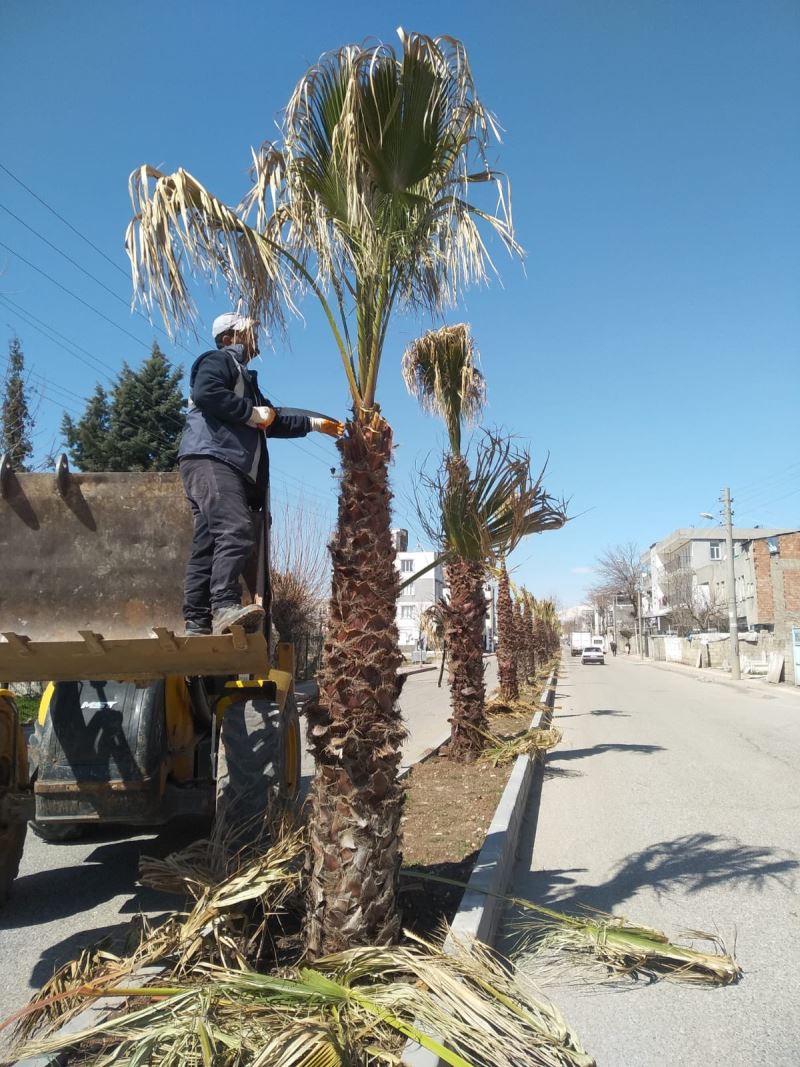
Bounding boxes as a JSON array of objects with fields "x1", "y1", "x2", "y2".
[{"x1": 0, "y1": 460, "x2": 270, "y2": 683}]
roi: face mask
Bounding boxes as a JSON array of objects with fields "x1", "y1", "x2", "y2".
[{"x1": 227, "y1": 343, "x2": 248, "y2": 363}]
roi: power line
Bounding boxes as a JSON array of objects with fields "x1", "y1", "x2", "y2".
[
  {"x1": 0, "y1": 201, "x2": 136, "y2": 310},
  {"x1": 0, "y1": 198, "x2": 200, "y2": 358},
  {"x1": 0, "y1": 296, "x2": 116, "y2": 381},
  {"x1": 0, "y1": 161, "x2": 131, "y2": 279},
  {"x1": 0, "y1": 239, "x2": 154, "y2": 351},
  {"x1": 0, "y1": 182, "x2": 344, "y2": 466}
]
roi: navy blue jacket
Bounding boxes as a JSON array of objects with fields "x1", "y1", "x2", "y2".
[{"x1": 178, "y1": 345, "x2": 311, "y2": 504}]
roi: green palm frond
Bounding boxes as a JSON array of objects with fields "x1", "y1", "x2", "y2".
[
  {"x1": 419, "y1": 431, "x2": 568, "y2": 566},
  {"x1": 400, "y1": 873, "x2": 741, "y2": 988},
  {"x1": 402, "y1": 324, "x2": 486, "y2": 455}
]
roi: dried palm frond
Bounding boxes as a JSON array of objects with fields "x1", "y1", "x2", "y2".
[
  {"x1": 485, "y1": 693, "x2": 552, "y2": 717},
  {"x1": 511, "y1": 909, "x2": 742, "y2": 987},
  {"x1": 7, "y1": 825, "x2": 306, "y2": 1046},
  {"x1": 139, "y1": 824, "x2": 306, "y2": 972},
  {"x1": 420, "y1": 597, "x2": 448, "y2": 651},
  {"x1": 478, "y1": 726, "x2": 563, "y2": 766},
  {"x1": 399, "y1": 871, "x2": 741, "y2": 987},
  {"x1": 18, "y1": 934, "x2": 593, "y2": 1067},
  {"x1": 402, "y1": 323, "x2": 486, "y2": 455}
]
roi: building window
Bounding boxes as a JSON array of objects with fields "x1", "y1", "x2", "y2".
[
  {"x1": 400, "y1": 559, "x2": 414, "y2": 573},
  {"x1": 710, "y1": 542, "x2": 721, "y2": 561},
  {"x1": 400, "y1": 605, "x2": 415, "y2": 620},
  {"x1": 404, "y1": 584, "x2": 415, "y2": 597}
]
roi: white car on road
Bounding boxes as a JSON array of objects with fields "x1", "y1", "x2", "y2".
[{"x1": 581, "y1": 645, "x2": 605, "y2": 665}]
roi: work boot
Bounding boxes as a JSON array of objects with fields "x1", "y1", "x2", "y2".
[
  {"x1": 185, "y1": 622, "x2": 212, "y2": 636},
  {"x1": 212, "y1": 603, "x2": 265, "y2": 635}
]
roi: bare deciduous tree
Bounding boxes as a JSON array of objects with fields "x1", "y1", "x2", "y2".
[
  {"x1": 270, "y1": 497, "x2": 330, "y2": 644},
  {"x1": 594, "y1": 542, "x2": 643, "y2": 619},
  {"x1": 662, "y1": 568, "x2": 728, "y2": 634}
]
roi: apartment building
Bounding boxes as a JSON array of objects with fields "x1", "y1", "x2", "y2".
[
  {"x1": 642, "y1": 526, "x2": 796, "y2": 633},
  {"x1": 392, "y1": 528, "x2": 497, "y2": 651},
  {"x1": 392, "y1": 529, "x2": 445, "y2": 649}
]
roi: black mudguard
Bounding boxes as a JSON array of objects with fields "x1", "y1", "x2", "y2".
[{"x1": 32, "y1": 680, "x2": 166, "y2": 824}]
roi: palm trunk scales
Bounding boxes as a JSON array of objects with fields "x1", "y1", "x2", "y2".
[
  {"x1": 305, "y1": 415, "x2": 406, "y2": 957},
  {"x1": 496, "y1": 564, "x2": 519, "y2": 702},
  {"x1": 445, "y1": 559, "x2": 487, "y2": 759}
]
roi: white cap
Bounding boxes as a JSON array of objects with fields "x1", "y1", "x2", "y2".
[{"x1": 212, "y1": 312, "x2": 256, "y2": 340}]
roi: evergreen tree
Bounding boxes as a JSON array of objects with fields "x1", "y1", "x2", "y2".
[
  {"x1": 62, "y1": 385, "x2": 112, "y2": 471},
  {"x1": 63, "y1": 343, "x2": 184, "y2": 472},
  {"x1": 2, "y1": 336, "x2": 34, "y2": 470}
]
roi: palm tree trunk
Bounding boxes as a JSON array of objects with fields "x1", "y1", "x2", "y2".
[
  {"x1": 496, "y1": 564, "x2": 519, "y2": 702},
  {"x1": 445, "y1": 558, "x2": 487, "y2": 760},
  {"x1": 305, "y1": 414, "x2": 406, "y2": 957}
]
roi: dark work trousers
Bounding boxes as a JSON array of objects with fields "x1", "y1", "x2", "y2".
[{"x1": 179, "y1": 457, "x2": 257, "y2": 627}]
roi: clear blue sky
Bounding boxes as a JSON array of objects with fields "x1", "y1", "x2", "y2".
[{"x1": 3, "y1": 1, "x2": 798, "y2": 607}]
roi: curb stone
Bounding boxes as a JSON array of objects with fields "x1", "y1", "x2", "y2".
[{"x1": 402, "y1": 670, "x2": 558, "y2": 1067}]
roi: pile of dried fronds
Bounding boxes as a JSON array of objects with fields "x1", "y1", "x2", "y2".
[
  {"x1": 479, "y1": 725, "x2": 563, "y2": 766},
  {"x1": 486, "y1": 692, "x2": 553, "y2": 717},
  {"x1": 13, "y1": 933, "x2": 595, "y2": 1067},
  {"x1": 9, "y1": 822, "x2": 306, "y2": 1047}
]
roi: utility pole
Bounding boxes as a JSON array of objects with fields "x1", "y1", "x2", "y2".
[{"x1": 722, "y1": 487, "x2": 741, "y2": 680}]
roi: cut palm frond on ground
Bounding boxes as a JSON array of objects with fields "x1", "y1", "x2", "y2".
[
  {"x1": 485, "y1": 694, "x2": 552, "y2": 717},
  {"x1": 478, "y1": 725, "x2": 563, "y2": 766},
  {"x1": 401, "y1": 872, "x2": 741, "y2": 987},
  {"x1": 510, "y1": 908, "x2": 742, "y2": 987},
  {"x1": 16, "y1": 935, "x2": 594, "y2": 1067},
  {"x1": 485, "y1": 680, "x2": 558, "y2": 718},
  {"x1": 8, "y1": 824, "x2": 306, "y2": 1044}
]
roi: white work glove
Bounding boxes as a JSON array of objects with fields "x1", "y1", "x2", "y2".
[
  {"x1": 310, "y1": 416, "x2": 345, "y2": 438},
  {"x1": 247, "y1": 405, "x2": 276, "y2": 429}
]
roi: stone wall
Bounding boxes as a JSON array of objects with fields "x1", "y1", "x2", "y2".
[{"x1": 649, "y1": 631, "x2": 796, "y2": 682}]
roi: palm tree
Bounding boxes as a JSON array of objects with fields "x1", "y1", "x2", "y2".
[
  {"x1": 417, "y1": 431, "x2": 567, "y2": 753},
  {"x1": 403, "y1": 324, "x2": 489, "y2": 759},
  {"x1": 126, "y1": 30, "x2": 519, "y2": 956},
  {"x1": 496, "y1": 562, "x2": 518, "y2": 702}
]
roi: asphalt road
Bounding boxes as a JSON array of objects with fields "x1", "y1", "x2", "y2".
[
  {"x1": 0, "y1": 660, "x2": 495, "y2": 1038},
  {"x1": 499, "y1": 652, "x2": 800, "y2": 1066}
]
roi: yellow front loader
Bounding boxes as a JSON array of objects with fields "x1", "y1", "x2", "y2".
[{"x1": 0, "y1": 454, "x2": 303, "y2": 902}]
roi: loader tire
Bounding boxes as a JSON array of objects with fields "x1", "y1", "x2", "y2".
[
  {"x1": 30, "y1": 820, "x2": 85, "y2": 843},
  {"x1": 215, "y1": 693, "x2": 301, "y2": 851},
  {"x1": 0, "y1": 694, "x2": 29, "y2": 905}
]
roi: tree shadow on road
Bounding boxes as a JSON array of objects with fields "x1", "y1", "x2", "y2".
[
  {"x1": 590, "y1": 708, "x2": 630, "y2": 717},
  {"x1": 26, "y1": 919, "x2": 163, "y2": 997},
  {"x1": 512, "y1": 831, "x2": 799, "y2": 917},
  {"x1": 543, "y1": 765, "x2": 584, "y2": 780},
  {"x1": 549, "y1": 743, "x2": 665, "y2": 763},
  {"x1": 0, "y1": 818, "x2": 208, "y2": 931}
]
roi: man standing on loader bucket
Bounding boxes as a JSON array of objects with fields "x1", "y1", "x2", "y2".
[{"x1": 178, "y1": 312, "x2": 343, "y2": 636}]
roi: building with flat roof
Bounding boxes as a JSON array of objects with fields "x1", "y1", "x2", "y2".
[{"x1": 642, "y1": 526, "x2": 797, "y2": 634}]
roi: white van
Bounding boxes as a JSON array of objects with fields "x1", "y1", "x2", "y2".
[{"x1": 591, "y1": 635, "x2": 606, "y2": 654}]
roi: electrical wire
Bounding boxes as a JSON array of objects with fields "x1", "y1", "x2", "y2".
[
  {"x1": 0, "y1": 240, "x2": 156, "y2": 351},
  {"x1": 0, "y1": 161, "x2": 131, "y2": 279},
  {"x1": 0, "y1": 187, "x2": 343, "y2": 466}
]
